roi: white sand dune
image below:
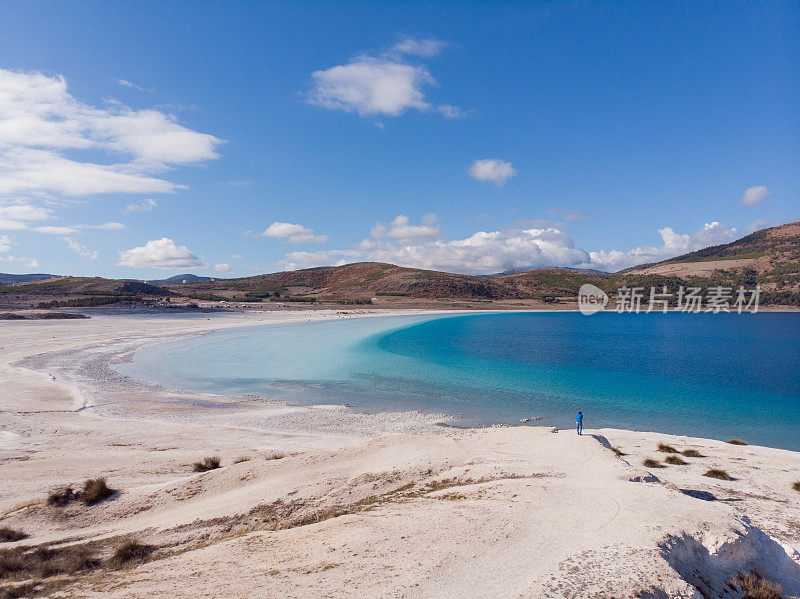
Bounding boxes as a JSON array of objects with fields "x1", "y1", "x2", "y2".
[{"x1": 1, "y1": 309, "x2": 798, "y2": 597}]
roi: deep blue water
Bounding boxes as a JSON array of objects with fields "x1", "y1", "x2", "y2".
[{"x1": 116, "y1": 312, "x2": 800, "y2": 450}]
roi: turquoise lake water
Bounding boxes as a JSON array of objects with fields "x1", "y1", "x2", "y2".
[{"x1": 116, "y1": 312, "x2": 800, "y2": 450}]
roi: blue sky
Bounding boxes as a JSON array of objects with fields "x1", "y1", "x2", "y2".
[{"x1": 0, "y1": 1, "x2": 797, "y2": 277}]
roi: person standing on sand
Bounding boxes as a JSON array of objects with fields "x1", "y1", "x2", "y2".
[{"x1": 576, "y1": 411, "x2": 583, "y2": 435}]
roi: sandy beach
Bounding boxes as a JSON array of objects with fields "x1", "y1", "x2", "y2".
[{"x1": 1, "y1": 308, "x2": 799, "y2": 598}]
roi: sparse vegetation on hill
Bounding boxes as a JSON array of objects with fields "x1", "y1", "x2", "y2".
[{"x1": 1, "y1": 222, "x2": 798, "y2": 309}]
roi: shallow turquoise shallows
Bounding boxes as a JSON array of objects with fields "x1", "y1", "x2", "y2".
[{"x1": 115, "y1": 312, "x2": 800, "y2": 450}]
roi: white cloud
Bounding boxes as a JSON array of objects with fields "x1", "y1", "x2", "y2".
[
  {"x1": 0, "y1": 68, "x2": 221, "y2": 200},
  {"x1": 391, "y1": 37, "x2": 446, "y2": 58},
  {"x1": 32, "y1": 226, "x2": 78, "y2": 235},
  {"x1": 214, "y1": 263, "x2": 231, "y2": 273},
  {"x1": 261, "y1": 222, "x2": 328, "y2": 244},
  {"x1": 277, "y1": 217, "x2": 745, "y2": 275},
  {"x1": 118, "y1": 238, "x2": 203, "y2": 269},
  {"x1": 307, "y1": 39, "x2": 462, "y2": 118},
  {"x1": 739, "y1": 185, "x2": 771, "y2": 205},
  {"x1": 87, "y1": 221, "x2": 125, "y2": 230},
  {"x1": 583, "y1": 222, "x2": 739, "y2": 272},
  {"x1": 118, "y1": 79, "x2": 152, "y2": 92},
  {"x1": 64, "y1": 237, "x2": 98, "y2": 259},
  {"x1": 468, "y1": 159, "x2": 516, "y2": 187},
  {"x1": 123, "y1": 198, "x2": 157, "y2": 214},
  {"x1": 280, "y1": 249, "x2": 362, "y2": 271},
  {"x1": 0, "y1": 234, "x2": 38, "y2": 267},
  {"x1": 0, "y1": 255, "x2": 39, "y2": 267},
  {"x1": 358, "y1": 227, "x2": 588, "y2": 274},
  {"x1": 0, "y1": 203, "x2": 52, "y2": 230},
  {"x1": 370, "y1": 214, "x2": 439, "y2": 240}
]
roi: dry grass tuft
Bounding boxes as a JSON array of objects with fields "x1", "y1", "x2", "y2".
[
  {"x1": 80, "y1": 478, "x2": 115, "y2": 506},
  {"x1": 232, "y1": 456, "x2": 251, "y2": 464},
  {"x1": 611, "y1": 447, "x2": 626, "y2": 456},
  {"x1": 665, "y1": 455, "x2": 687, "y2": 465},
  {"x1": 681, "y1": 449, "x2": 703, "y2": 458},
  {"x1": 46, "y1": 478, "x2": 115, "y2": 508},
  {"x1": 193, "y1": 456, "x2": 221, "y2": 472},
  {"x1": 108, "y1": 540, "x2": 156, "y2": 568},
  {"x1": 0, "y1": 545, "x2": 99, "y2": 581},
  {"x1": 657, "y1": 443, "x2": 679, "y2": 453},
  {"x1": 727, "y1": 439, "x2": 748, "y2": 446},
  {"x1": 704, "y1": 469, "x2": 732, "y2": 481},
  {"x1": 0, "y1": 581, "x2": 40, "y2": 598},
  {"x1": 0, "y1": 529, "x2": 26, "y2": 543},
  {"x1": 642, "y1": 458, "x2": 663, "y2": 468},
  {"x1": 792, "y1": 481, "x2": 800, "y2": 493},
  {"x1": 730, "y1": 570, "x2": 783, "y2": 599},
  {"x1": 46, "y1": 486, "x2": 76, "y2": 507}
]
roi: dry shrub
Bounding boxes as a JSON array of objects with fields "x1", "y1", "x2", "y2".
[
  {"x1": 642, "y1": 458, "x2": 663, "y2": 468},
  {"x1": 792, "y1": 481, "x2": 800, "y2": 493},
  {"x1": 704, "y1": 469, "x2": 732, "y2": 481},
  {"x1": 727, "y1": 439, "x2": 747, "y2": 446},
  {"x1": 46, "y1": 487, "x2": 76, "y2": 507},
  {"x1": 730, "y1": 570, "x2": 783, "y2": 599},
  {"x1": 681, "y1": 449, "x2": 703, "y2": 458},
  {"x1": 665, "y1": 455, "x2": 687, "y2": 465},
  {"x1": 80, "y1": 478, "x2": 114, "y2": 506},
  {"x1": 232, "y1": 456, "x2": 250, "y2": 464},
  {"x1": 611, "y1": 447, "x2": 626, "y2": 456},
  {"x1": 108, "y1": 540, "x2": 155, "y2": 568},
  {"x1": 0, "y1": 581, "x2": 39, "y2": 598},
  {"x1": 0, "y1": 545, "x2": 99, "y2": 581},
  {"x1": 657, "y1": 443, "x2": 678, "y2": 453},
  {"x1": 193, "y1": 456, "x2": 221, "y2": 472},
  {"x1": 0, "y1": 529, "x2": 26, "y2": 543},
  {"x1": 46, "y1": 478, "x2": 115, "y2": 508}
]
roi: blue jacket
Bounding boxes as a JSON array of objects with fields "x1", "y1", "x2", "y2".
[{"x1": 576, "y1": 413, "x2": 583, "y2": 423}]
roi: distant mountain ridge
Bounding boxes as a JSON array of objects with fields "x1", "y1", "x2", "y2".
[
  {"x1": 147, "y1": 274, "x2": 214, "y2": 284},
  {"x1": 1, "y1": 222, "x2": 798, "y2": 308},
  {"x1": 0, "y1": 273, "x2": 60, "y2": 284}
]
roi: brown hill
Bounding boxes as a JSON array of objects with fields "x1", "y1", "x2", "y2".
[
  {"x1": 1, "y1": 223, "x2": 798, "y2": 309},
  {"x1": 625, "y1": 221, "x2": 800, "y2": 293}
]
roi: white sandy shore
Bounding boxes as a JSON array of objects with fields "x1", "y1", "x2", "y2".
[{"x1": 1, "y1": 308, "x2": 799, "y2": 598}]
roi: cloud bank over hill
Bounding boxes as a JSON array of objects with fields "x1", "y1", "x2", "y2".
[{"x1": 275, "y1": 216, "x2": 740, "y2": 274}]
